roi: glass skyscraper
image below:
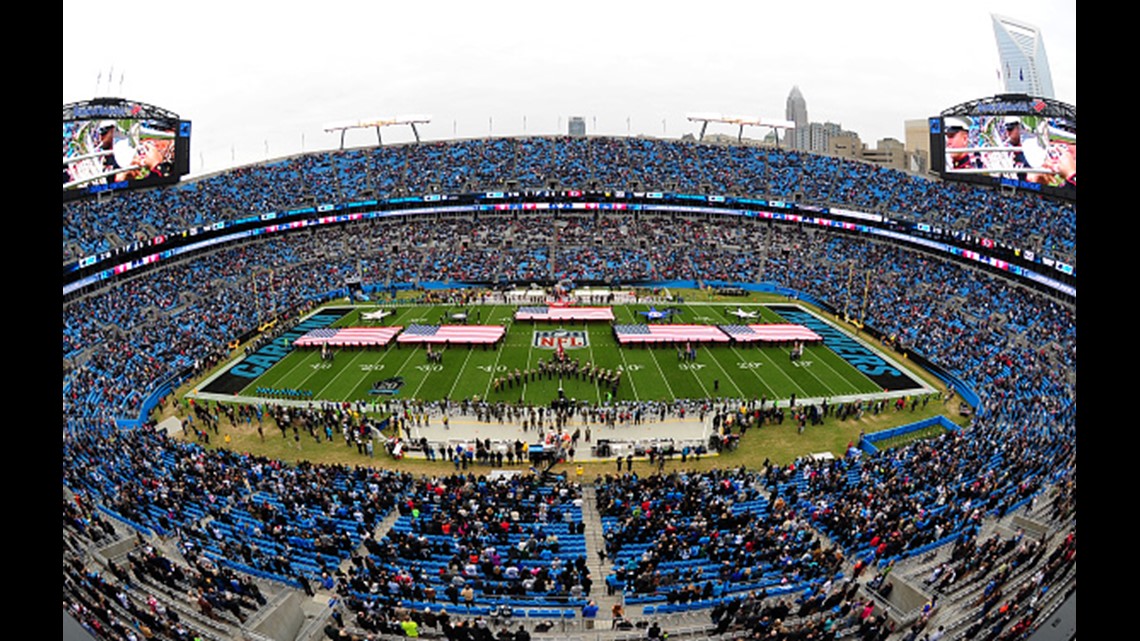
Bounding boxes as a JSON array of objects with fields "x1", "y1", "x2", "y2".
[{"x1": 992, "y1": 14, "x2": 1055, "y2": 99}]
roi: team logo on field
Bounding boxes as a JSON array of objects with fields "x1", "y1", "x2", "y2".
[
  {"x1": 532, "y1": 330, "x2": 590, "y2": 350},
  {"x1": 369, "y1": 376, "x2": 405, "y2": 395}
]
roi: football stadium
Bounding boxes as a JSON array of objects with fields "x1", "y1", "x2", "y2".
[{"x1": 63, "y1": 9, "x2": 1076, "y2": 641}]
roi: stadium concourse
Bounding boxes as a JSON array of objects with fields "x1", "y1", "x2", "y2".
[{"x1": 64, "y1": 137, "x2": 1076, "y2": 641}]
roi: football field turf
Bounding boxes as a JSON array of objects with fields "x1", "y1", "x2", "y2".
[{"x1": 199, "y1": 301, "x2": 925, "y2": 409}]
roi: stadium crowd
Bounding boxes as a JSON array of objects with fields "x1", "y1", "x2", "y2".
[
  {"x1": 63, "y1": 136, "x2": 1076, "y2": 271},
  {"x1": 62, "y1": 138, "x2": 1076, "y2": 641}
]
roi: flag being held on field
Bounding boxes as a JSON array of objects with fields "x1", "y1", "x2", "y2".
[
  {"x1": 718, "y1": 324, "x2": 823, "y2": 344},
  {"x1": 613, "y1": 324, "x2": 731, "y2": 345},
  {"x1": 397, "y1": 324, "x2": 505, "y2": 345},
  {"x1": 516, "y1": 306, "x2": 615, "y2": 321},
  {"x1": 293, "y1": 326, "x2": 403, "y2": 347}
]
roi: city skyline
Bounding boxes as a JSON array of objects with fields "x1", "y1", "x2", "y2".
[{"x1": 64, "y1": 1, "x2": 1075, "y2": 177}]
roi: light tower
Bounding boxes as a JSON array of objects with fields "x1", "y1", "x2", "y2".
[
  {"x1": 685, "y1": 113, "x2": 794, "y2": 147},
  {"x1": 323, "y1": 115, "x2": 432, "y2": 149}
]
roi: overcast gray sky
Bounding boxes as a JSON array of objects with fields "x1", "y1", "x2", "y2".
[{"x1": 63, "y1": 0, "x2": 1075, "y2": 177}]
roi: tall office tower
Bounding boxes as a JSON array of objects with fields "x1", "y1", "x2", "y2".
[
  {"x1": 785, "y1": 86, "x2": 808, "y2": 149},
  {"x1": 992, "y1": 14, "x2": 1055, "y2": 98},
  {"x1": 568, "y1": 117, "x2": 586, "y2": 137},
  {"x1": 793, "y1": 121, "x2": 846, "y2": 155},
  {"x1": 786, "y1": 86, "x2": 808, "y2": 127}
]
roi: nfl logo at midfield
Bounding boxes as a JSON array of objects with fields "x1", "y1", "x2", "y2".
[{"x1": 532, "y1": 329, "x2": 589, "y2": 350}]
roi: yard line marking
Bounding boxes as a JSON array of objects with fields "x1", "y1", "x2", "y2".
[
  {"x1": 390, "y1": 344, "x2": 422, "y2": 377},
  {"x1": 347, "y1": 345, "x2": 397, "y2": 401},
  {"x1": 445, "y1": 342, "x2": 477, "y2": 401},
  {"x1": 678, "y1": 301, "x2": 745, "y2": 398},
  {"x1": 674, "y1": 302, "x2": 715, "y2": 398},
  {"x1": 611, "y1": 306, "x2": 647, "y2": 402},
  {"x1": 584, "y1": 322, "x2": 604, "y2": 405},
  {"x1": 482, "y1": 307, "x2": 509, "y2": 399},
  {"x1": 615, "y1": 345, "x2": 643, "y2": 403},
  {"x1": 312, "y1": 347, "x2": 370, "y2": 400},
  {"x1": 521, "y1": 320, "x2": 536, "y2": 401},
  {"x1": 642, "y1": 341, "x2": 678, "y2": 401},
  {"x1": 288, "y1": 306, "x2": 404, "y2": 398},
  {"x1": 783, "y1": 345, "x2": 840, "y2": 396},
  {"x1": 707, "y1": 347, "x2": 746, "y2": 398},
  {"x1": 729, "y1": 345, "x2": 777, "y2": 399},
  {"x1": 283, "y1": 348, "x2": 324, "y2": 390},
  {"x1": 754, "y1": 345, "x2": 809, "y2": 398},
  {"x1": 809, "y1": 344, "x2": 871, "y2": 393}
]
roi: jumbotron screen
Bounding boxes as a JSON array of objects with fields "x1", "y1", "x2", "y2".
[
  {"x1": 929, "y1": 96, "x2": 1075, "y2": 199},
  {"x1": 63, "y1": 99, "x2": 191, "y2": 200}
]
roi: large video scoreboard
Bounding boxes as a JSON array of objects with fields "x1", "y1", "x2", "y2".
[
  {"x1": 63, "y1": 98, "x2": 191, "y2": 201},
  {"x1": 929, "y1": 94, "x2": 1075, "y2": 200}
]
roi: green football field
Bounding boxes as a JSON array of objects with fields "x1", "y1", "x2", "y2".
[{"x1": 217, "y1": 302, "x2": 911, "y2": 408}]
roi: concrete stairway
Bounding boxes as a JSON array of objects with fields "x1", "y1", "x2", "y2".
[{"x1": 581, "y1": 483, "x2": 622, "y2": 627}]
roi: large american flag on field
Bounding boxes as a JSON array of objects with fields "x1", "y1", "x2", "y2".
[
  {"x1": 516, "y1": 306, "x2": 615, "y2": 321},
  {"x1": 397, "y1": 324, "x2": 506, "y2": 345},
  {"x1": 613, "y1": 324, "x2": 731, "y2": 344},
  {"x1": 718, "y1": 324, "x2": 822, "y2": 343},
  {"x1": 293, "y1": 326, "x2": 403, "y2": 347}
]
